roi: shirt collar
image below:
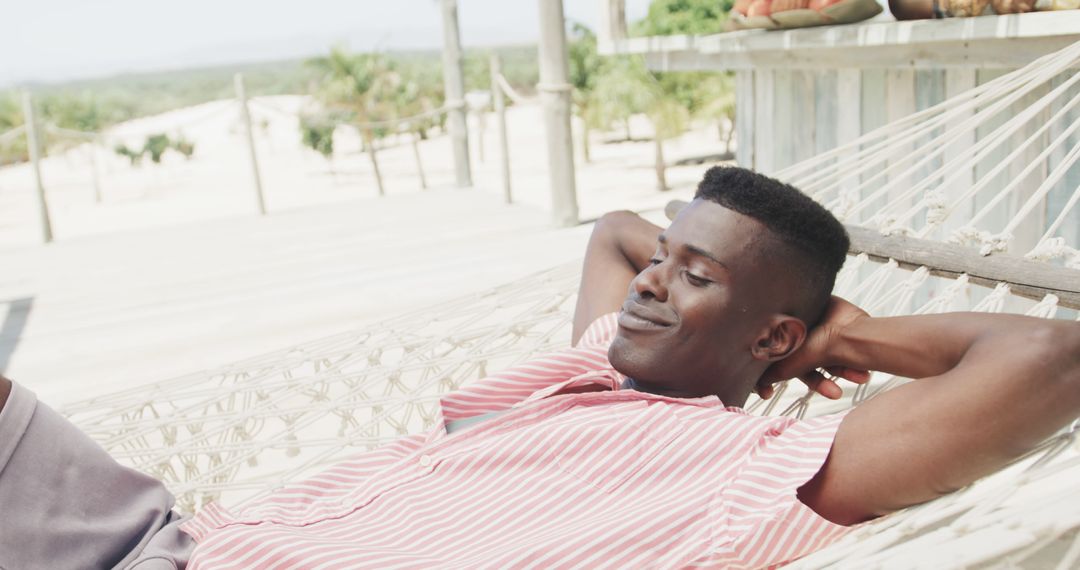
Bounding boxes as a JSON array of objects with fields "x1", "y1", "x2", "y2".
[{"x1": 517, "y1": 368, "x2": 729, "y2": 411}]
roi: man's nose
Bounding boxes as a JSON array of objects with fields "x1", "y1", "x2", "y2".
[{"x1": 632, "y1": 262, "x2": 669, "y2": 302}]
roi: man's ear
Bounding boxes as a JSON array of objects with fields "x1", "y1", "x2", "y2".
[{"x1": 750, "y1": 315, "x2": 807, "y2": 362}]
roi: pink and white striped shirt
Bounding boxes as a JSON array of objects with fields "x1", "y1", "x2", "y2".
[{"x1": 181, "y1": 314, "x2": 853, "y2": 569}]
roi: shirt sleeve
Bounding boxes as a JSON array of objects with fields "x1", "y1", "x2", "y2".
[
  {"x1": 707, "y1": 411, "x2": 856, "y2": 569},
  {"x1": 439, "y1": 313, "x2": 619, "y2": 421},
  {"x1": 0, "y1": 381, "x2": 194, "y2": 570}
]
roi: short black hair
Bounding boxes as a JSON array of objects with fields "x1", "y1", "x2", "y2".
[{"x1": 694, "y1": 166, "x2": 849, "y2": 326}]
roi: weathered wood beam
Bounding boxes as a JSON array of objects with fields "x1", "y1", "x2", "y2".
[
  {"x1": 537, "y1": 0, "x2": 579, "y2": 227},
  {"x1": 610, "y1": 12, "x2": 1080, "y2": 71},
  {"x1": 596, "y1": 0, "x2": 627, "y2": 54},
  {"x1": 664, "y1": 200, "x2": 1080, "y2": 310},
  {"x1": 440, "y1": 0, "x2": 473, "y2": 188}
]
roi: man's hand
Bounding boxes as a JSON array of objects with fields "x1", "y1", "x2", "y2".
[
  {"x1": 757, "y1": 296, "x2": 872, "y2": 400},
  {"x1": 794, "y1": 310, "x2": 1080, "y2": 525}
]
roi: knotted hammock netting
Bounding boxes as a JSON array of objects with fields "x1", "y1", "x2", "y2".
[{"x1": 61, "y1": 40, "x2": 1080, "y2": 569}]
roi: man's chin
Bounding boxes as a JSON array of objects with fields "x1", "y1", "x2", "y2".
[{"x1": 608, "y1": 335, "x2": 652, "y2": 380}]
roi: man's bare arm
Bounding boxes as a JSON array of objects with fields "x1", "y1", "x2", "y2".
[
  {"x1": 773, "y1": 305, "x2": 1080, "y2": 525},
  {"x1": 571, "y1": 211, "x2": 662, "y2": 345}
]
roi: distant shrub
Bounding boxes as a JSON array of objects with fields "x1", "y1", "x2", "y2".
[
  {"x1": 114, "y1": 143, "x2": 143, "y2": 165},
  {"x1": 143, "y1": 134, "x2": 171, "y2": 163},
  {"x1": 300, "y1": 117, "x2": 335, "y2": 159},
  {"x1": 171, "y1": 136, "x2": 195, "y2": 159}
]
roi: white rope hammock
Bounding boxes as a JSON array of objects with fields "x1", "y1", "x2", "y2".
[
  {"x1": 60, "y1": 41, "x2": 1080, "y2": 568},
  {"x1": 773, "y1": 39, "x2": 1080, "y2": 268}
]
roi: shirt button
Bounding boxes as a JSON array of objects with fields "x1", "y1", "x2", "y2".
[{"x1": 419, "y1": 454, "x2": 433, "y2": 468}]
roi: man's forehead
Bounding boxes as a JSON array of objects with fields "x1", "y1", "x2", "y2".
[{"x1": 664, "y1": 200, "x2": 767, "y2": 253}]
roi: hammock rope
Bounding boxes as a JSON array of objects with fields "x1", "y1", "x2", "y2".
[{"x1": 56, "y1": 40, "x2": 1080, "y2": 570}]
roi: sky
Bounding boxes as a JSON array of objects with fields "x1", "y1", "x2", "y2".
[{"x1": 2, "y1": 0, "x2": 652, "y2": 87}]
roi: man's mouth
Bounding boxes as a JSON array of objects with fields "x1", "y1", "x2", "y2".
[{"x1": 618, "y1": 301, "x2": 675, "y2": 331}]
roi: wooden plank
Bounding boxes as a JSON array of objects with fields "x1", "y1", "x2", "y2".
[
  {"x1": 1046, "y1": 73, "x2": 1080, "y2": 247},
  {"x1": 772, "y1": 70, "x2": 795, "y2": 170},
  {"x1": 814, "y1": 70, "x2": 838, "y2": 156},
  {"x1": 735, "y1": 70, "x2": 755, "y2": 169},
  {"x1": 663, "y1": 199, "x2": 1080, "y2": 309},
  {"x1": 974, "y1": 69, "x2": 1011, "y2": 229},
  {"x1": 912, "y1": 70, "x2": 946, "y2": 228},
  {"x1": 886, "y1": 70, "x2": 916, "y2": 208},
  {"x1": 845, "y1": 225, "x2": 1080, "y2": 309},
  {"x1": 836, "y1": 69, "x2": 861, "y2": 200},
  {"x1": 836, "y1": 69, "x2": 861, "y2": 146},
  {"x1": 791, "y1": 70, "x2": 817, "y2": 165},
  {"x1": 1007, "y1": 77, "x2": 1050, "y2": 254},
  {"x1": 941, "y1": 68, "x2": 978, "y2": 238},
  {"x1": 860, "y1": 70, "x2": 887, "y2": 136},
  {"x1": 856, "y1": 69, "x2": 887, "y2": 223},
  {"x1": 754, "y1": 71, "x2": 775, "y2": 174},
  {"x1": 610, "y1": 12, "x2": 1080, "y2": 69}
]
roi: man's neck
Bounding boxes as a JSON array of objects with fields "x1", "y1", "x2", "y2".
[{"x1": 621, "y1": 376, "x2": 752, "y2": 407}]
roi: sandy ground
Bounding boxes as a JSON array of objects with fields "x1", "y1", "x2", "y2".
[{"x1": 0, "y1": 95, "x2": 732, "y2": 406}]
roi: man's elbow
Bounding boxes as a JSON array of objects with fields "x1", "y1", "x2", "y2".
[
  {"x1": 1029, "y1": 320, "x2": 1080, "y2": 400},
  {"x1": 594, "y1": 210, "x2": 640, "y2": 239}
]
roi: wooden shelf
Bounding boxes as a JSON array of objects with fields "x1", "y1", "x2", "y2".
[{"x1": 601, "y1": 12, "x2": 1080, "y2": 70}]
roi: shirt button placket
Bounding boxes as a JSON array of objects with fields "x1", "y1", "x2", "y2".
[{"x1": 419, "y1": 454, "x2": 434, "y2": 472}]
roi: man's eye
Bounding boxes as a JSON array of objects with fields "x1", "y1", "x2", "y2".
[
  {"x1": 649, "y1": 258, "x2": 663, "y2": 266},
  {"x1": 686, "y1": 272, "x2": 711, "y2": 286}
]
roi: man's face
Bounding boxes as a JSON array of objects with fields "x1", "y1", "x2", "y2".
[{"x1": 608, "y1": 200, "x2": 781, "y2": 401}]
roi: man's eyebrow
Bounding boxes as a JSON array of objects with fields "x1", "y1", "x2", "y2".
[
  {"x1": 658, "y1": 234, "x2": 728, "y2": 270},
  {"x1": 685, "y1": 244, "x2": 729, "y2": 270}
]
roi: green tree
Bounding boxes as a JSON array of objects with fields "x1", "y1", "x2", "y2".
[
  {"x1": 591, "y1": 56, "x2": 692, "y2": 191},
  {"x1": 590, "y1": 57, "x2": 655, "y2": 142},
  {"x1": 300, "y1": 116, "x2": 336, "y2": 167},
  {"x1": 143, "y1": 133, "x2": 171, "y2": 163},
  {"x1": 647, "y1": 94, "x2": 690, "y2": 191},
  {"x1": 114, "y1": 143, "x2": 143, "y2": 166},
  {"x1": 0, "y1": 92, "x2": 27, "y2": 164},
  {"x1": 632, "y1": 0, "x2": 734, "y2": 36},
  {"x1": 692, "y1": 73, "x2": 737, "y2": 154},
  {"x1": 567, "y1": 22, "x2": 605, "y2": 163},
  {"x1": 306, "y1": 47, "x2": 402, "y2": 195}
]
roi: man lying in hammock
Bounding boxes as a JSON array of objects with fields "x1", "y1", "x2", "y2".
[{"x1": 2, "y1": 166, "x2": 1079, "y2": 569}]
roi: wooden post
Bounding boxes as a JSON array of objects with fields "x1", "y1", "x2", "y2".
[
  {"x1": 537, "y1": 0, "x2": 579, "y2": 227},
  {"x1": 411, "y1": 128, "x2": 428, "y2": 190},
  {"x1": 440, "y1": 0, "x2": 473, "y2": 188},
  {"x1": 477, "y1": 109, "x2": 486, "y2": 163},
  {"x1": 21, "y1": 92, "x2": 53, "y2": 243},
  {"x1": 364, "y1": 129, "x2": 386, "y2": 197},
  {"x1": 735, "y1": 70, "x2": 754, "y2": 169},
  {"x1": 596, "y1": 0, "x2": 627, "y2": 53},
  {"x1": 234, "y1": 73, "x2": 267, "y2": 216},
  {"x1": 89, "y1": 140, "x2": 103, "y2": 203},
  {"x1": 490, "y1": 54, "x2": 512, "y2": 204},
  {"x1": 654, "y1": 137, "x2": 668, "y2": 191}
]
